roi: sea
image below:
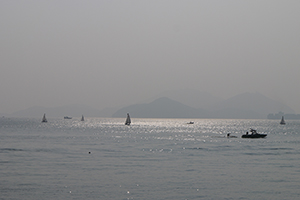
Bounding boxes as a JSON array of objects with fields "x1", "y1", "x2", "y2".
[{"x1": 1, "y1": 117, "x2": 300, "y2": 200}]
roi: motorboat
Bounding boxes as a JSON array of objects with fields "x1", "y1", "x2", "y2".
[
  {"x1": 187, "y1": 121, "x2": 194, "y2": 124},
  {"x1": 242, "y1": 129, "x2": 267, "y2": 138},
  {"x1": 64, "y1": 116, "x2": 72, "y2": 119}
]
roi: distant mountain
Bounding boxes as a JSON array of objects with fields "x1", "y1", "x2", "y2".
[
  {"x1": 150, "y1": 89, "x2": 223, "y2": 109},
  {"x1": 9, "y1": 92, "x2": 296, "y2": 119},
  {"x1": 112, "y1": 97, "x2": 210, "y2": 118},
  {"x1": 113, "y1": 92, "x2": 295, "y2": 119},
  {"x1": 98, "y1": 106, "x2": 122, "y2": 118},
  {"x1": 211, "y1": 92, "x2": 295, "y2": 119},
  {"x1": 11, "y1": 104, "x2": 103, "y2": 118}
]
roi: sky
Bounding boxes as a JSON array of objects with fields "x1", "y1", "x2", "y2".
[{"x1": 1, "y1": 0, "x2": 300, "y2": 114}]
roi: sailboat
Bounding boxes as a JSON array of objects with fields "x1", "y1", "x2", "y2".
[
  {"x1": 42, "y1": 113, "x2": 47, "y2": 123},
  {"x1": 125, "y1": 113, "x2": 131, "y2": 125},
  {"x1": 280, "y1": 116, "x2": 286, "y2": 125},
  {"x1": 81, "y1": 115, "x2": 84, "y2": 121}
]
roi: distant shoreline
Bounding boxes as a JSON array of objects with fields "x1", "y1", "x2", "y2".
[{"x1": 268, "y1": 113, "x2": 300, "y2": 120}]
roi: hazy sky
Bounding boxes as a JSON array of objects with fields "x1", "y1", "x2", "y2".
[{"x1": 1, "y1": 0, "x2": 300, "y2": 113}]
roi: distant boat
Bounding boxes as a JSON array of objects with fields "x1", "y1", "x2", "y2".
[
  {"x1": 187, "y1": 121, "x2": 194, "y2": 124},
  {"x1": 42, "y1": 113, "x2": 47, "y2": 123},
  {"x1": 64, "y1": 116, "x2": 72, "y2": 119},
  {"x1": 280, "y1": 116, "x2": 285, "y2": 125},
  {"x1": 242, "y1": 129, "x2": 267, "y2": 138},
  {"x1": 81, "y1": 115, "x2": 84, "y2": 121},
  {"x1": 227, "y1": 133, "x2": 237, "y2": 138},
  {"x1": 125, "y1": 113, "x2": 131, "y2": 125}
]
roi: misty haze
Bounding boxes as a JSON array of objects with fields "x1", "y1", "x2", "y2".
[
  {"x1": 1, "y1": 1, "x2": 300, "y2": 117},
  {"x1": 2, "y1": 2, "x2": 300, "y2": 200}
]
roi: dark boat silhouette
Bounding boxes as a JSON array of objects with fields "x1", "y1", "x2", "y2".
[
  {"x1": 242, "y1": 129, "x2": 267, "y2": 138},
  {"x1": 42, "y1": 113, "x2": 47, "y2": 123},
  {"x1": 125, "y1": 113, "x2": 131, "y2": 125},
  {"x1": 280, "y1": 116, "x2": 285, "y2": 125}
]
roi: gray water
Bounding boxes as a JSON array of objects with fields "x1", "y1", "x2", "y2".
[{"x1": 1, "y1": 117, "x2": 300, "y2": 200}]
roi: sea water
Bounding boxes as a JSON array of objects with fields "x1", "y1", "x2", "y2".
[{"x1": 0, "y1": 117, "x2": 300, "y2": 200}]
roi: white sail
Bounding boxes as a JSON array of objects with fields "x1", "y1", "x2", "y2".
[
  {"x1": 42, "y1": 113, "x2": 47, "y2": 123},
  {"x1": 280, "y1": 116, "x2": 285, "y2": 125},
  {"x1": 81, "y1": 115, "x2": 84, "y2": 121},
  {"x1": 125, "y1": 113, "x2": 131, "y2": 125}
]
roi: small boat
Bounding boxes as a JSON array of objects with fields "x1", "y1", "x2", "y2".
[
  {"x1": 42, "y1": 113, "x2": 47, "y2": 123},
  {"x1": 242, "y1": 129, "x2": 267, "y2": 138},
  {"x1": 81, "y1": 115, "x2": 84, "y2": 121},
  {"x1": 125, "y1": 113, "x2": 131, "y2": 125},
  {"x1": 227, "y1": 133, "x2": 237, "y2": 138},
  {"x1": 212, "y1": 133, "x2": 237, "y2": 138},
  {"x1": 64, "y1": 116, "x2": 72, "y2": 119},
  {"x1": 280, "y1": 116, "x2": 285, "y2": 125},
  {"x1": 187, "y1": 121, "x2": 194, "y2": 124}
]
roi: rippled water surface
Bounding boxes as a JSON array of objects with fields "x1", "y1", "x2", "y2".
[{"x1": 1, "y1": 117, "x2": 300, "y2": 199}]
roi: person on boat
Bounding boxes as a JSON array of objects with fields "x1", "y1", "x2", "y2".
[
  {"x1": 246, "y1": 132, "x2": 248, "y2": 135},
  {"x1": 227, "y1": 133, "x2": 230, "y2": 137}
]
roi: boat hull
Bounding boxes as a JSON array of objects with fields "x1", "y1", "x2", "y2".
[{"x1": 242, "y1": 134, "x2": 267, "y2": 138}]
